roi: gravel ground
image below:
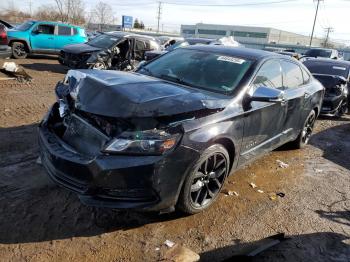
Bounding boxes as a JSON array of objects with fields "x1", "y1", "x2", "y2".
[{"x1": 0, "y1": 57, "x2": 349, "y2": 262}]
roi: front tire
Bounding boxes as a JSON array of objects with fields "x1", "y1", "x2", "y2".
[
  {"x1": 335, "y1": 99, "x2": 348, "y2": 118},
  {"x1": 288, "y1": 110, "x2": 316, "y2": 149},
  {"x1": 177, "y1": 144, "x2": 230, "y2": 214},
  {"x1": 11, "y1": 42, "x2": 28, "y2": 59}
]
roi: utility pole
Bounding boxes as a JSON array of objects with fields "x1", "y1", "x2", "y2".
[
  {"x1": 324, "y1": 27, "x2": 334, "y2": 47},
  {"x1": 156, "y1": 1, "x2": 162, "y2": 33},
  {"x1": 309, "y1": 0, "x2": 323, "y2": 47},
  {"x1": 28, "y1": 0, "x2": 32, "y2": 17}
]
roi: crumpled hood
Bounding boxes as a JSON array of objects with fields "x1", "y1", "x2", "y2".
[
  {"x1": 62, "y1": 43, "x2": 101, "y2": 54},
  {"x1": 58, "y1": 69, "x2": 230, "y2": 118},
  {"x1": 313, "y1": 74, "x2": 347, "y2": 89}
]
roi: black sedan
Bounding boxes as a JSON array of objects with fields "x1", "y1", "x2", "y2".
[
  {"x1": 303, "y1": 58, "x2": 350, "y2": 117},
  {"x1": 39, "y1": 46, "x2": 324, "y2": 214}
]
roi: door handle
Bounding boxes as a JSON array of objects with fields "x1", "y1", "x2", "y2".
[
  {"x1": 304, "y1": 92, "x2": 311, "y2": 99},
  {"x1": 48, "y1": 37, "x2": 54, "y2": 40}
]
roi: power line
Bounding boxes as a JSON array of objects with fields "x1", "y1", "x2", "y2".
[
  {"x1": 161, "y1": 0, "x2": 298, "y2": 7},
  {"x1": 324, "y1": 26, "x2": 334, "y2": 47}
]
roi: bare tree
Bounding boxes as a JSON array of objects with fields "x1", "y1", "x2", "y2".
[
  {"x1": 53, "y1": 0, "x2": 85, "y2": 24},
  {"x1": 92, "y1": 1, "x2": 114, "y2": 30}
]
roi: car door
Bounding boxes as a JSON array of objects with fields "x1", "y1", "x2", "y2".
[
  {"x1": 30, "y1": 23, "x2": 55, "y2": 50},
  {"x1": 134, "y1": 39, "x2": 148, "y2": 61},
  {"x1": 280, "y1": 59, "x2": 307, "y2": 140},
  {"x1": 239, "y1": 59, "x2": 287, "y2": 165},
  {"x1": 55, "y1": 25, "x2": 74, "y2": 50}
]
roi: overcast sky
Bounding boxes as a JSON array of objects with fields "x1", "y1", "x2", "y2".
[{"x1": 2, "y1": 0, "x2": 350, "y2": 42}]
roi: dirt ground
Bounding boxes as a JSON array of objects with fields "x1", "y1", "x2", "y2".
[{"x1": 0, "y1": 57, "x2": 349, "y2": 262}]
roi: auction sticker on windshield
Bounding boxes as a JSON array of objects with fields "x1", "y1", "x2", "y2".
[{"x1": 217, "y1": 56, "x2": 246, "y2": 64}]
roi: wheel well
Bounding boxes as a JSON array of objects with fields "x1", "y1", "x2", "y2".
[
  {"x1": 214, "y1": 138, "x2": 235, "y2": 173},
  {"x1": 9, "y1": 40, "x2": 30, "y2": 52}
]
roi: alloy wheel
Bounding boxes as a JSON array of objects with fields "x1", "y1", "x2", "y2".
[
  {"x1": 190, "y1": 152, "x2": 228, "y2": 207},
  {"x1": 301, "y1": 112, "x2": 316, "y2": 144},
  {"x1": 14, "y1": 44, "x2": 26, "y2": 57}
]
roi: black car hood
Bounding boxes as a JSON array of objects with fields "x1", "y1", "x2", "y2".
[
  {"x1": 58, "y1": 69, "x2": 230, "y2": 118},
  {"x1": 62, "y1": 43, "x2": 102, "y2": 54},
  {"x1": 312, "y1": 74, "x2": 347, "y2": 88}
]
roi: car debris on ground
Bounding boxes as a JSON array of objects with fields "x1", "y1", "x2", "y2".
[
  {"x1": 161, "y1": 244, "x2": 200, "y2": 262},
  {"x1": 1, "y1": 62, "x2": 32, "y2": 82},
  {"x1": 249, "y1": 183, "x2": 257, "y2": 189},
  {"x1": 164, "y1": 240, "x2": 176, "y2": 248},
  {"x1": 276, "y1": 160, "x2": 289, "y2": 169}
]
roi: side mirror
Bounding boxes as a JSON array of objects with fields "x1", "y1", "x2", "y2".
[{"x1": 249, "y1": 86, "x2": 285, "y2": 103}]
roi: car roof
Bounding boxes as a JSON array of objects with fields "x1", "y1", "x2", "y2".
[
  {"x1": 27, "y1": 20, "x2": 80, "y2": 28},
  {"x1": 105, "y1": 31, "x2": 156, "y2": 40},
  {"x1": 184, "y1": 45, "x2": 281, "y2": 60},
  {"x1": 303, "y1": 58, "x2": 350, "y2": 67}
]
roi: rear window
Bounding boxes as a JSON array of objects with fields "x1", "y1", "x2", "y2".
[
  {"x1": 303, "y1": 61, "x2": 350, "y2": 79},
  {"x1": 305, "y1": 49, "x2": 332, "y2": 58},
  {"x1": 58, "y1": 26, "x2": 71, "y2": 36}
]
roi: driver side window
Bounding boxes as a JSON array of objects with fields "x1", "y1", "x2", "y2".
[
  {"x1": 252, "y1": 60, "x2": 283, "y2": 90},
  {"x1": 36, "y1": 24, "x2": 55, "y2": 35}
]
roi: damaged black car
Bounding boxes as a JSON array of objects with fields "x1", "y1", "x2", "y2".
[
  {"x1": 58, "y1": 31, "x2": 161, "y2": 70},
  {"x1": 303, "y1": 58, "x2": 350, "y2": 117},
  {"x1": 39, "y1": 46, "x2": 324, "y2": 214}
]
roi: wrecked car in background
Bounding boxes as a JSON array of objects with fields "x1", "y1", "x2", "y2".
[
  {"x1": 301, "y1": 48, "x2": 341, "y2": 61},
  {"x1": 39, "y1": 46, "x2": 324, "y2": 214},
  {"x1": 59, "y1": 32, "x2": 161, "y2": 70},
  {"x1": 303, "y1": 58, "x2": 350, "y2": 116}
]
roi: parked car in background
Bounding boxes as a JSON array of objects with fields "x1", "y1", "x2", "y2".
[
  {"x1": 0, "y1": 24, "x2": 11, "y2": 58},
  {"x1": 276, "y1": 51, "x2": 301, "y2": 60},
  {"x1": 59, "y1": 31, "x2": 161, "y2": 70},
  {"x1": 144, "y1": 40, "x2": 189, "y2": 61},
  {"x1": 185, "y1": 37, "x2": 215, "y2": 45},
  {"x1": 39, "y1": 46, "x2": 324, "y2": 214},
  {"x1": 303, "y1": 58, "x2": 350, "y2": 116},
  {"x1": 7, "y1": 20, "x2": 87, "y2": 59},
  {"x1": 301, "y1": 48, "x2": 340, "y2": 61}
]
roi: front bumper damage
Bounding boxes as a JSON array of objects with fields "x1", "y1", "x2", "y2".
[
  {"x1": 321, "y1": 95, "x2": 346, "y2": 116},
  {"x1": 39, "y1": 104, "x2": 199, "y2": 211}
]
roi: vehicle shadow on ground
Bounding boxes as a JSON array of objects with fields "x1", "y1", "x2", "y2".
[
  {"x1": 0, "y1": 124, "x2": 185, "y2": 244},
  {"x1": 309, "y1": 123, "x2": 350, "y2": 170},
  {"x1": 22, "y1": 63, "x2": 67, "y2": 74},
  {"x1": 200, "y1": 232, "x2": 350, "y2": 261},
  {"x1": 27, "y1": 54, "x2": 58, "y2": 60}
]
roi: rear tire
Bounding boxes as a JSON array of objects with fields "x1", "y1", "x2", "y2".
[
  {"x1": 11, "y1": 42, "x2": 28, "y2": 59},
  {"x1": 288, "y1": 110, "x2": 316, "y2": 149},
  {"x1": 177, "y1": 144, "x2": 230, "y2": 214}
]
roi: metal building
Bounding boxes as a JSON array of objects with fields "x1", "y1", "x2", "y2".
[{"x1": 181, "y1": 23, "x2": 325, "y2": 47}]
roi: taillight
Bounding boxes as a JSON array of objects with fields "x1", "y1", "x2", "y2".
[{"x1": 0, "y1": 31, "x2": 8, "y2": 45}]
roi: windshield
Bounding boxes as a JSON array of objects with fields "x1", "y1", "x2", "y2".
[
  {"x1": 304, "y1": 61, "x2": 349, "y2": 78},
  {"x1": 16, "y1": 21, "x2": 35, "y2": 31},
  {"x1": 305, "y1": 49, "x2": 332, "y2": 58},
  {"x1": 138, "y1": 48, "x2": 252, "y2": 93},
  {"x1": 87, "y1": 34, "x2": 120, "y2": 48}
]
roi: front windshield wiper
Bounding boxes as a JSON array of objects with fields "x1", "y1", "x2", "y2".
[{"x1": 159, "y1": 74, "x2": 196, "y2": 88}]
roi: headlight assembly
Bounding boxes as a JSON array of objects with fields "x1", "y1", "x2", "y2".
[{"x1": 103, "y1": 129, "x2": 182, "y2": 155}]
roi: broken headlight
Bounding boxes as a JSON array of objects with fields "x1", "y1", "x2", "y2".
[{"x1": 103, "y1": 130, "x2": 181, "y2": 155}]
